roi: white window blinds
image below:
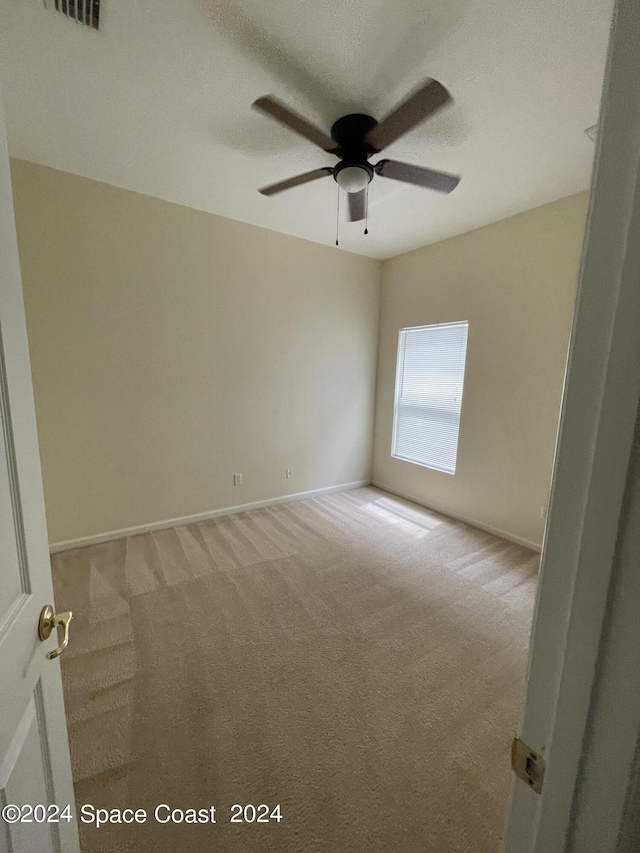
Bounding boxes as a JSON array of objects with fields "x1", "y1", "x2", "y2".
[{"x1": 392, "y1": 321, "x2": 468, "y2": 474}]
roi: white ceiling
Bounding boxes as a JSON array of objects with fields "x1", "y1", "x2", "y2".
[{"x1": 0, "y1": 0, "x2": 612, "y2": 259}]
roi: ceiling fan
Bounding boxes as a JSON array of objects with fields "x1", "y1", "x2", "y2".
[{"x1": 253, "y1": 79, "x2": 461, "y2": 223}]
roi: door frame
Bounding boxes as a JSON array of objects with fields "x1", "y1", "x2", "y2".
[{"x1": 504, "y1": 0, "x2": 640, "y2": 849}]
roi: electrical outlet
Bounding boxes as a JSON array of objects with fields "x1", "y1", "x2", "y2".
[
  {"x1": 540, "y1": 506, "x2": 548, "y2": 520},
  {"x1": 286, "y1": 468, "x2": 293, "y2": 479},
  {"x1": 234, "y1": 474, "x2": 242, "y2": 486}
]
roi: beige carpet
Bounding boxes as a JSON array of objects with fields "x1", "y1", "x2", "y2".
[{"x1": 51, "y1": 486, "x2": 538, "y2": 853}]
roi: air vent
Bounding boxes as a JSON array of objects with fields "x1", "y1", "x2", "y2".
[{"x1": 52, "y1": 0, "x2": 100, "y2": 31}]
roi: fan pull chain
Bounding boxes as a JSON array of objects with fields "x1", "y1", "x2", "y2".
[
  {"x1": 364, "y1": 184, "x2": 369, "y2": 235},
  {"x1": 335, "y1": 185, "x2": 340, "y2": 246}
]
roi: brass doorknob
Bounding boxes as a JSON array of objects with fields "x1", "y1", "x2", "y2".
[{"x1": 38, "y1": 605, "x2": 73, "y2": 659}]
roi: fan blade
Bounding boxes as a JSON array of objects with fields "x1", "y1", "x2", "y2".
[
  {"x1": 365, "y1": 79, "x2": 452, "y2": 152},
  {"x1": 253, "y1": 96, "x2": 337, "y2": 153},
  {"x1": 375, "y1": 159, "x2": 460, "y2": 193},
  {"x1": 347, "y1": 189, "x2": 367, "y2": 222},
  {"x1": 259, "y1": 167, "x2": 334, "y2": 196}
]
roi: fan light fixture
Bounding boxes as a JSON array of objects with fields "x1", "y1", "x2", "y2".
[{"x1": 334, "y1": 165, "x2": 371, "y2": 193}]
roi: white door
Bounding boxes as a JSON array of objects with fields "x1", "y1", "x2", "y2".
[
  {"x1": 0, "y1": 89, "x2": 80, "y2": 851},
  {"x1": 504, "y1": 0, "x2": 640, "y2": 850}
]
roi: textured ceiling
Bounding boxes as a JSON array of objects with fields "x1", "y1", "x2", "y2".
[{"x1": 0, "y1": 0, "x2": 612, "y2": 259}]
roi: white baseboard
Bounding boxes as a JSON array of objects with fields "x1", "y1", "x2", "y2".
[
  {"x1": 50, "y1": 478, "x2": 541, "y2": 554},
  {"x1": 49, "y1": 479, "x2": 372, "y2": 554},
  {"x1": 371, "y1": 480, "x2": 542, "y2": 552}
]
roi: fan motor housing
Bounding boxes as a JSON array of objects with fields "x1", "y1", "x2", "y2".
[{"x1": 330, "y1": 113, "x2": 378, "y2": 161}]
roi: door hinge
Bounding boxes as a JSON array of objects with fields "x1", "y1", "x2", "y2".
[{"x1": 512, "y1": 736, "x2": 545, "y2": 794}]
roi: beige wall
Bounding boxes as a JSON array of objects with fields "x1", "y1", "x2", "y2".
[
  {"x1": 373, "y1": 192, "x2": 589, "y2": 548},
  {"x1": 10, "y1": 159, "x2": 381, "y2": 544},
  {"x1": 11, "y1": 157, "x2": 587, "y2": 549}
]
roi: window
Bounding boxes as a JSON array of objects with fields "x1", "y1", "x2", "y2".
[{"x1": 392, "y1": 321, "x2": 468, "y2": 474}]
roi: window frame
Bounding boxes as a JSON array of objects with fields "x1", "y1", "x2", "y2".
[{"x1": 391, "y1": 320, "x2": 469, "y2": 475}]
